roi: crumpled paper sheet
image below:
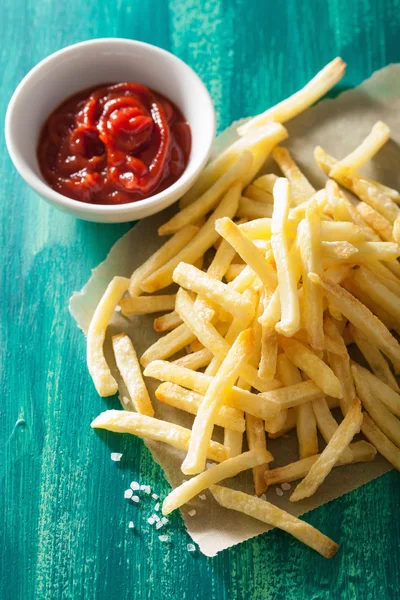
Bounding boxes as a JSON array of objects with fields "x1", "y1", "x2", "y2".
[{"x1": 70, "y1": 64, "x2": 400, "y2": 557}]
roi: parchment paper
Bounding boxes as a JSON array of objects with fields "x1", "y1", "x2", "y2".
[{"x1": 70, "y1": 64, "x2": 400, "y2": 557}]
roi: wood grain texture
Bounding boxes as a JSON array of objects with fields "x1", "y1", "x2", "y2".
[{"x1": 1, "y1": 0, "x2": 400, "y2": 598}]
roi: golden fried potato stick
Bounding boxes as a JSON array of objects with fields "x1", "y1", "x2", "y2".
[
  {"x1": 172, "y1": 348, "x2": 213, "y2": 370},
  {"x1": 237, "y1": 57, "x2": 346, "y2": 136},
  {"x1": 271, "y1": 178, "x2": 301, "y2": 335},
  {"x1": 155, "y1": 382, "x2": 245, "y2": 432},
  {"x1": 210, "y1": 485, "x2": 339, "y2": 558},
  {"x1": 356, "y1": 202, "x2": 393, "y2": 241},
  {"x1": 312, "y1": 397, "x2": 353, "y2": 463},
  {"x1": 361, "y1": 413, "x2": 400, "y2": 470},
  {"x1": 244, "y1": 184, "x2": 273, "y2": 203},
  {"x1": 181, "y1": 329, "x2": 254, "y2": 474},
  {"x1": 87, "y1": 276, "x2": 130, "y2": 396},
  {"x1": 253, "y1": 173, "x2": 279, "y2": 194},
  {"x1": 351, "y1": 266, "x2": 400, "y2": 323},
  {"x1": 329, "y1": 121, "x2": 390, "y2": 179},
  {"x1": 267, "y1": 408, "x2": 297, "y2": 438},
  {"x1": 351, "y1": 178, "x2": 400, "y2": 224},
  {"x1": 349, "y1": 324, "x2": 399, "y2": 392},
  {"x1": 237, "y1": 197, "x2": 274, "y2": 219},
  {"x1": 180, "y1": 122, "x2": 288, "y2": 208},
  {"x1": 112, "y1": 334, "x2": 154, "y2": 416},
  {"x1": 260, "y1": 379, "x2": 324, "y2": 411},
  {"x1": 352, "y1": 242, "x2": 400, "y2": 262},
  {"x1": 351, "y1": 363, "x2": 400, "y2": 447},
  {"x1": 279, "y1": 337, "x2": 343, "y2": 398},
  {"x1": 120, "y1": 294, "x2": 176, "y2": 316},
  {"x1": 154, "y1": 311, "x2": 182, "y2": 333},
  {"x1": 265, "y1": 440, "x2": 376, "y2": 485},
  {"x1": 141, "y1": 182, "x2": 241, "y2": 293},
  {"x1": 141, "y1": 323, "x2": 195, "y2": 367},
  {"x1": 263, "y1": 354, "x2": 290, "y2": 434},
  {"x1": 355, "y1": 366, "x2": 400, "y2": 417},
  {"x1": 224, "y1": 264, "x2": 245, "y2": 282},
  {"x1": 272, "y1": 147, "x2": 315, "y2": 205},
  {"x1": 91, "y1": 410, "x2": 228, "y2": 463},
  {"x1": 309, "y1": 272, "x2": 400, "y2": 367},
  {"x1": 129, "y1": 225, "x2": 199, "y2": 296},
  {"x1": 246, "y1": 413, "x2": 268, "y2": 495},
  {"x1": 163, "y1": 449, "x2": 272, "y2": 515},
  {"x1": 173, "y1": 262, "x2": 255, "y2": 321},
  {"x1": 290, "y1": 397, "x2": 363, "y2": 502},
  {"x1": 158, "y1": 151, "x2": 252, "y2": 236}
]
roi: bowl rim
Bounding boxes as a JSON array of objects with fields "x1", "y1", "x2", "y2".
[{"x1": 5, "y1": 37, "x2": 216, "y2": 215}]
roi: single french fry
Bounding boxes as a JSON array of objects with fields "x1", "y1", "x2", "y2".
[
  {"x1": 210, "y1": 485, "x2": 338, "y2": 558},
  {"x1": 112, "y1": 334, "x2": 154, "y2": 416},
  {"x1": 172, "y1": 348, "x2": 213, "y2": 370},
  {"x1": 129, "y1": 225, "x2": 199, "y2": 296},
  {"x1": 264, "y1": 354, "x2": 292, "y2": 434},
  {"x1": 141, "y1": 323, "x2": 195, "y2": 367},
  {"x1": 173, "y1": 262, "x2": 255, "y2": 321},
  {"x1": 246, "y1": 413, "x2": 269, "y2": 495},
  {"x1": 351, "y1": 266, "x2": 400, "y2": 322},
  {"x1": 253, "y1": 173, "x2": 279, "y2": 194},
  {"x1": 384, "y1": 258, "x2": 400, "y2": 280},
  {"x1": 237, "y1": 197, "x2": 274, "y2": 219},
  {"x1": 238, "y1": 57, "x2": 346, "y2": 136},
  {"x1": 154, "y1": 311, "x2": 183, "y2": 333},
  {"x1": 329, "y1": 121, "x2": 391, "y2": 179},
  {"x1": 351, "y1": 363, "x2": 400, "y2": 447},
  {"x1": 179, "y1": 122, "x2": 288, "y2": 208},
  {"x1": 120, "y1": 294, "x2": 176, "y2": 316},
  {"x1": 259, "y1": 323, "x2": 278, "y2": 381},
  {"x1": 260, "y1": 379, "x2": 324, "y2": 410},
  {"x1": 155, "y1": 382, "x2": 245, "y2": 432},
  {"x1": 356, "y1": 367, "x2": 400, "y2": 417},
  {"x1": 225, "y1": 264, "x2": 245, "y2": 282},
  {"x1": 320, "y1": 221, "x2": 364, "y2": 243},
  {"x1": 349, "y1": 324, "x2": 399, "y2": 393},
  {"x1": 351, "y1": 178, "x2": 400, "y2": 224},
  {"x1": 267, "y1": 407, "x2": 297, "y2": 438},
  {"x1": 141, "y1": 183, "x2": 241, "y2": 293},
  {"x1": 163, "y1": 449, "x2": 272, "y2": 514},
  {"x1": 311, "y1": 397, "x2": 353, "y2": 463},
  {"x1": 356, "y1": 202, "x2": 393, "y2": 241},
  {"x1": 271, "y1": 178, "x2": 301, "y2": 335},
  {"x1": 322, "y1": 241, "x2": 358, "y2": 261},
  {"x1": 361, "y1": 413, "x2": 400, "y2": 470},
  {"x1": 279, "y1": 337, "x2": 343, "y2": 398},
  {"x1": 309, "y1": 273, "x2": 400, "y2": 367},
  {"x1": 351, "y1": 242, "x2": 400, "y2": 263},
  {"x1": 322, "y1": 315, "x2": 347, "y2": 358},
  {"x1": 216, "y1": 217, "x2": 277, "y2": 291},
  {"x1": 87, "y1": 276, "x2": 130, "y2": 396},
  {"x1": 265, "y1": 440, "x2": 376, "y2": 485},
  {"x1": 159, "y1": 152, "x2": 253, "y2": 236},
  {"x1": 272, "y1": 147, "x2": 315, "y2": 205},
  {"x1": 239, "y1": 217, "x2": 273, "y2": 239},
  {"x1": 181, "y1": 329, "x2": 254, "y2": 474},
  {"x1": 91, "y1": 410, "x2": 228, "y2": 463},
  {"x1": 290, "y1": 397, "x2": 363, "y2": 501},
  {"x1": 244, "y1": 184, "x2": 274, "y2": 203}
]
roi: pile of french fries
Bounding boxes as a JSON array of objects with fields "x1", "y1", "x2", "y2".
[{"x1": 88, "y1": 57, "x2": 400, "y2": 558}]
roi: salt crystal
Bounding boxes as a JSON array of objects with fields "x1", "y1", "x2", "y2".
[
  {"x1": 206, "y1": 462, "x2": 214, "y2": 470},
  {"x1": 199, "y1": 494, "x2": 206, "y2": 501},
  {"x1": 153, "y1": 514, "x2": 160, "y2": 522},
  {"x1": 128, "y1": 521, "x2": 135, "y2": 529},
  {"x1": 115, "y1": 305, "x2": 121, "y2": 312},
  {"x1": 124, "y1": 489, "x2": 133, "y2": 499},
  {"x1": 144, "y1": 486, "x2": 151, "y2": 494},
  {"x1": 110, "y1": 452, "x2": 122, "y2": 462},
  {"x1": 161, "y1": 517, "x2": 169, "y2": 525},
  {"x1": 275, "y1": 487, "x2": 284, "y2": 497},
  {"x1": 130, "y1": 481, "x2": 140, "y2": 491},
  {"x1": 188, "y1": 509, "x2": 196, "y2": 517},
  {"x1": 187, "y1": 543, "x2": 196, "y2": 552},
  {"x1": 152, "y1": 493, "x2": 159, "y2": 500},
  {"x1": 154, "y1": 503, "x2": 160, "y2": 511},
  {"x1": 281, "y1": 482, "x2": 291, "y2": 491},
  {"x1": 121, "y1": 396, "x2": 130, "y2": 406},
  {"x1": 148, "y1": 517, "x2": 155, "y2": 525},
  {"x1": 132, "y1": 495, "x2": 140, "y2": 503},
  {"x1": 260, "y1": 494, "x2": 267, "y2": 501},
  {"x1": 140, "y1": 484, "x2": 147, "y2": 490},
  {"x1": 155, "y1": 521, "x2": 163, "y2": 530},
  {"x1": 159, "y1": 535, "x2": 169, "y2": 542}
]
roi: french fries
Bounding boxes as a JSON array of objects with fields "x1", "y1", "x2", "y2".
[
  {"x1": 272, "y1": 147, "x2": 315, "y2": 204},
  {"x1": 210, "y1": 485, "x2": 339, "y2": 558},
  {"x1": 120, "y1": 294, "x2": 176, "y2": 316}
]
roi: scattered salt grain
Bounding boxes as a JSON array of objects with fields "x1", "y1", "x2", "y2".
[
  {"x1": 131, "y1": 495, "x2": 140, "y2": 503},
  {"x1": 161, "y1": 517, "x2": 169, "y2": 525},
  {"x1": 152, "y1": 493, "x2": 159, "y2": 500},
  {"x1": 187, "y1": 544, "x2": 196, "y2": 552},
  {"x1": 124, "y1": 489, "x2": 133, "y2": 499},
  {"x1": 275, "y1": 487, "x2": 284, "y2": 497},
  {"x1": 159, "y1": 535, "x2": 169, "y2": 542},
  {"x1": 155, "y1": 521, "x2": 163, "y2": 530},
  {"x1": 153, "y1": 514, "x2": 160, "y2": 523},
  {"x1": 130, "y1": 481, "x2": 140, "y2": 491},
  {"x1": 260, "y1": 494, "x2": 267, "y2": 501},
  {"x1": 121, "y1": 396, "x2": 130, "y2": 406},
  {"x1": 206, "y1": 462, "x2": 214, "y2": 470},
  {"x1": 110, "y1": 452, "x2": 122, "y2": 462},
  {"x1": 141, "y1": 485, "x2": 151, "y2": 494},
  {"x1": 199, "y1": 494, "x2": 207, "y2": 501},
  {"x1": 188, "y1": 509, "x2": 196, "y2": 517},
  {"x1": 115, "y1": 305, "x2": 121, "y2": 312},
  {"x1": 148, "y1": 517, "x2": 155, "y2": 525},
  {"x1": 128, "y1": 521, "x2": 135, "y2": 529},
  {"x1": 281, "y1": 482, "x2": 291, "y2": 491},
  {"x1": 140, "y1": 484, "x2": 146, "y2": 490},
  {"x1": 154, "y1": 502, "x2": 160, "y2": 512}
]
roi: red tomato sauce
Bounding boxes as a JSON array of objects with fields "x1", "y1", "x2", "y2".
[{"x1": 37, "y1": 83, "x2": 191, "y2": 205}]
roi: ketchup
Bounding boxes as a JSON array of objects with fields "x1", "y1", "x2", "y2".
[{"x1": 37, "y1": 83, "x2": 191, "y2": 204}]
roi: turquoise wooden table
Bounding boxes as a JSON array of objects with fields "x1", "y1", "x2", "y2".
[{"x1": 2, "y1": 1, "x2": 400, "y2": 598}]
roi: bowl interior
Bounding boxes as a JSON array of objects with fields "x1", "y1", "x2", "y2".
[{"x1": 7, "y1": 39, "x2": 215, "y2": 209}]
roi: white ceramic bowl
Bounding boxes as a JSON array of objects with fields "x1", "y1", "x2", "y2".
[{"x1": 5, "y1": 38, "x2": 216, "y2": 223}]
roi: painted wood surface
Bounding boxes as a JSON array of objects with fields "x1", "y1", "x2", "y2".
[{"x1": 1, "y1": 1, "x2": 400, "y2": 598}]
